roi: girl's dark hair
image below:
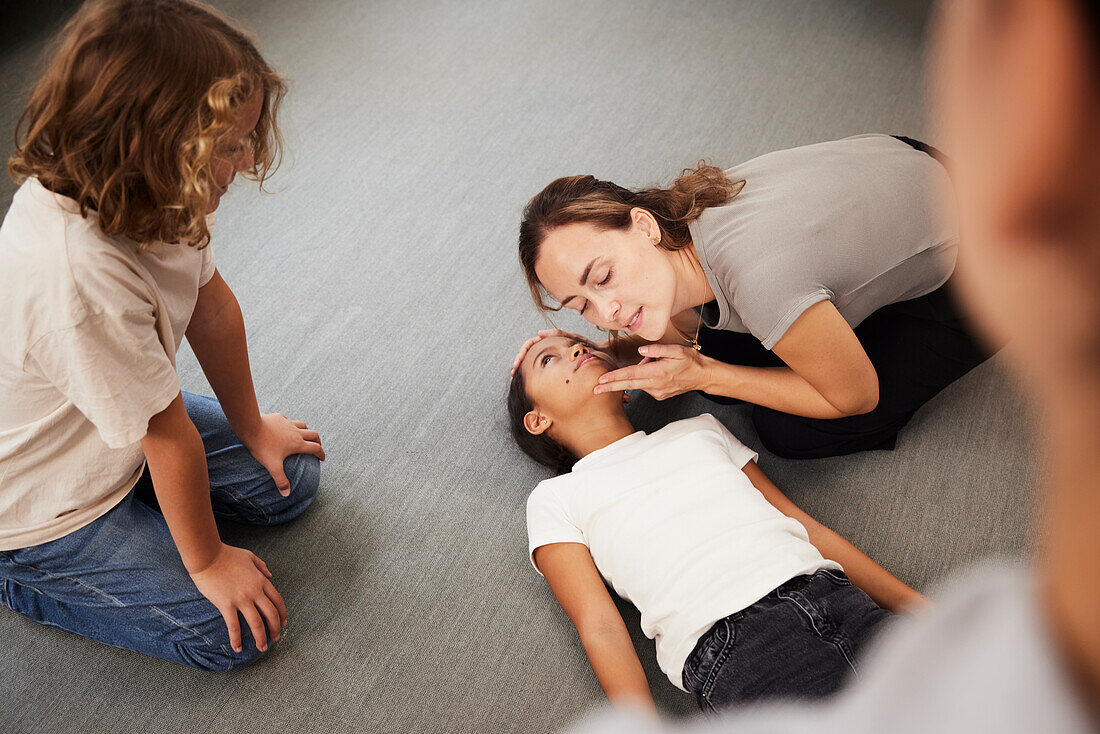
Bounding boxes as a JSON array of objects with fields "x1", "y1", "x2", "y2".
[
  {"x1": 518, "y1": 162, "x2": 745, "y2": 311},
  {"x1": 507, "y1": 366, "x2": 576, "y2": 475}
]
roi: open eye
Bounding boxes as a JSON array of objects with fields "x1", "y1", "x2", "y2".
[{"x1": 541, "y1": 354, "x2": 554, "y2": 366}]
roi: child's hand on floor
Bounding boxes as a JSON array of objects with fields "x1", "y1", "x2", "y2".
[
  {"x1": 241, "y1": 413, "x2": 326, "y2": 496},
  {"x1": 189, "y1": 542, "x2": 287, "y2": 653}
]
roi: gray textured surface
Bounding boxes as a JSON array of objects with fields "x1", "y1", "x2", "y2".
[{"x1": 0, "y1": 1, "x2": 1036, "y2": 732}]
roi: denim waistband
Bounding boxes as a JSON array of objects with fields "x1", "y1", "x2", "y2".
[{"x1": 683, "y1": 570, "x2": 847, "y2": 679}]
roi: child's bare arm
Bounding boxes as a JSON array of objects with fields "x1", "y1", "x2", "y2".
[
  {"x1": 534, "y1": 542, "x2": 658, "y2": 718},
  {"x1": 741, "y1": 461, "x2": 929, "y2": 614},
  {"x1": 186, "y1": 270, "x2": 324, "y2": 494},
  {"x1": 141, "y1": 392, "x2": 286, "y2": 651},
  {"x1": 185, "y1": 270, "x2": 263, "y2": 440}
]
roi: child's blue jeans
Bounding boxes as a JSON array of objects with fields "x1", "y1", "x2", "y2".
[{"x1": 0, "y1": 392, "x2": 320, "y2": 671}]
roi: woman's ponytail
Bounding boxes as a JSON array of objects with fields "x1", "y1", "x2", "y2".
[{"x1": 632, "y1": 162, "x2": 745, "y2": 247}]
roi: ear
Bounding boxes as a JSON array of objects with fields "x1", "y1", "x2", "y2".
[
  {"x1": 629, "y1": 207, "x2": 658, "y2": 240},
  {"x1": 524, "y1": 409, "x2": 553, "y2": 436}
]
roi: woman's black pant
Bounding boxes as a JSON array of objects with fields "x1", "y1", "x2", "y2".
[{"x1": 697, "y1": 279, "x2": 994, "y2": 459}]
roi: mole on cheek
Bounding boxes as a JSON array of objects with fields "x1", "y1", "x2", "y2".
[{"x1": 565, "y1": 379, "x2": 570, "y2": 384}]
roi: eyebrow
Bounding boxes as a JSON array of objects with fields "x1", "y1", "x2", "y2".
[
  {"x1": 559, "y1": 258, "x2": 598, "y2": 308},
  {"x1": 532, "y1": 345, "x2": 551, "y2": 368}
]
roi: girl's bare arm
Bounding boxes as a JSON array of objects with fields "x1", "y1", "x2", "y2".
[
  {"x1": 534, "y1": 542, "x2": 659, "y2": 717},
  {"x1": 742, "y1": 460, "x2": 928, "y2": 614}
]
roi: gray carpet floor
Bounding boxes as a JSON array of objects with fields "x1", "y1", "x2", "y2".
[{"x1": 0, "y1": 1, "x2": 1037, "y2": 732}]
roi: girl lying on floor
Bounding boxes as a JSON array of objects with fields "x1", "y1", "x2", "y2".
[{"x1": 508, "y1": 335, "x2": 926, "y2": 716}]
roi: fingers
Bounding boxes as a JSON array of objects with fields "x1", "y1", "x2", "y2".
[
  {"x1": 265, "y1": 580, "x2": 288, "y2": 628},
  {"x1": 219, "y1": 606, "x2": 243, "y2": 653},
  {"x1": 598, "y1": 365, "x2": 641, "y2": 383},
  {"x1": 251, "y1": 552, "x2": 272, "y2": 579},
  {"x1": 252, "y1": 552, "x2": 287, "y2": 630},
  {"x1": 511, "y1": 335, "x2": 543, "y2": 375},
  {"x1": 240, "y1": 601, "x2": 268, "y2": 652},
  {"x1": 638, "y1": 343, "x2": 689, "y2": 359},
  {"x1": 593, "y1": 362, "x2": 674, "y2": 396},
  {"x1": 595, "y1": 377, "x2": 654, "y2": 394},
  {"x1": 537, "y1": 328, "x2": 571, "y2": 338},
  {"x1": 284, "y1": 425, "x2": 325, "y2": 461},
  {"x1": 255, "y1": 594, "x2": 283, "y2": 644},
  {"x1": 297, "y1": 427, "x2": 327, "y2": 461},
  {"x1": 269, "y1": 464, "x2": 291, "y2": 497},
  {"x1": 595, "y1": 364, "x2": 662, "y2": 392},
  {"x1": 301, "y1": 440, "x2": 326, "y2": 461},
  {"x1": 511, "y1": 329, "x2": 580, "y2": 375}
]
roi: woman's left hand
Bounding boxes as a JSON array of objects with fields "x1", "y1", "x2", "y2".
[
  {"x1": 593, "y1": 344, "x2": 712, "y2": 401},
  {"x1": 241, "y1": 413, "x2": 326, "y2": 496}
]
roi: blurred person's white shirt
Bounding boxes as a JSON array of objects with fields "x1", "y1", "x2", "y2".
[{"x1": 567, "y1": 563, "x2": 1095, "y2": 734}]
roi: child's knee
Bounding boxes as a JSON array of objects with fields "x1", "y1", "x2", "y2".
[
  {"x1": 221, "y1": 453, "x2": 319, "y2": 526},
  {"x1": 176, "y1": 638, "x2": 268, "y2": 672}
]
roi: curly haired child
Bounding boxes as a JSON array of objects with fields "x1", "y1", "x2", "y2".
[{"x1": 0, "y1": 0, "x2": 324, "y2": 670}]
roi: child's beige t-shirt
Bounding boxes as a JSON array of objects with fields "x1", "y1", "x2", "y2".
[{"x1": 0, "y1": 178, "x2": 215, "y2": 550}]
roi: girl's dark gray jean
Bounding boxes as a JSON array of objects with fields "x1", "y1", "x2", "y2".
[{"x1": 682, "y1": 569, "x2": 893, "y2": 712}]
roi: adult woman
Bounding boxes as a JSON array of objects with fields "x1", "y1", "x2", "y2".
[{"x1": 514, "y1": 134, "x2": 991, "y2": 459}]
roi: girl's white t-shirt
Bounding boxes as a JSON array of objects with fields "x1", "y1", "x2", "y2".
[
  {"x1": 526, "y1": 414, "x2": 840, "y2": 690},
  {"x1": 0, "y1": 178, "x2": 215, "y2": 549}
]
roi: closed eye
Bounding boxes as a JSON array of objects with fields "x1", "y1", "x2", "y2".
[
  {"x1": 219, "y1": 138, "x2": 247, "y2": 154},
  {"x1": 598, "y1": 268, "x2": 612, "y2": 286}
]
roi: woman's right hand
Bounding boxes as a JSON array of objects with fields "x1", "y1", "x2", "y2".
[
  {"x1": 188, "y1": 543, "x2": 287, "y2": 653},
  {"x1": 511, "y1": 329, "x2": 592, "y2": 375}
]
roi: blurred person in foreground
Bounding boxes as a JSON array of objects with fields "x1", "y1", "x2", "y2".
[{"x1": 567, "y1": 0, "x2": 1100, "y2": 731}]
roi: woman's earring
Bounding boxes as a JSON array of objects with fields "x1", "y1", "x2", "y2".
[{"x1": 651, "y1": 232, "x2": 661, "y2": 247}]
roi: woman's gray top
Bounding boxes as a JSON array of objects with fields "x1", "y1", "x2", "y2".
[{"x1": 688, "y1": 134, "x2": 959, "y2": 350}]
